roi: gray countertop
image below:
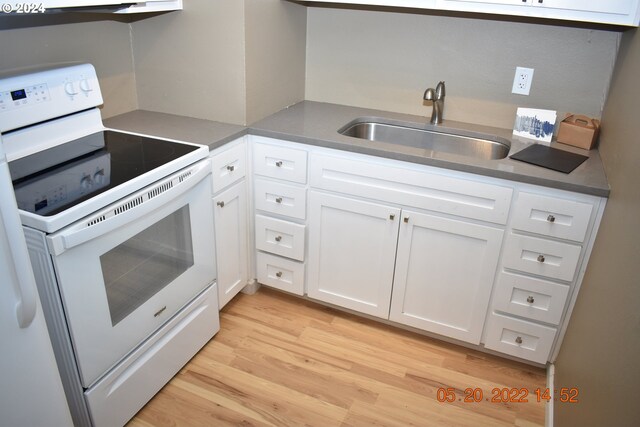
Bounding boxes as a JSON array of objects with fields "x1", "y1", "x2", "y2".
[
  {"x1": 105, "y1": 102, "x2": 610, "y2": 197},
  {"x1": 104, "y1": 110, "x2": 247, "y2": 150}
]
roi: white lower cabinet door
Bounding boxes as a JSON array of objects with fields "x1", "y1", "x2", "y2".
[
  {"x1": 213, "y1": 180, "x2": 248, "y2": 309},
  {"x1": 307, "y1": 191, "x2": 401, "y2": 318},
  {"x1": 389, "y1": 210, "x2": 504, "y2": 344}
]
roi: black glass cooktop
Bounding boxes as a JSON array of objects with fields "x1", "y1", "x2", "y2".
[{"x1": 10, "y1": 130, "x2": 199, "y2": 217}]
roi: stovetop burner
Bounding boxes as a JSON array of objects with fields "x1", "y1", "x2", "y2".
[{"x1": 10, "y1": 130, "x2": 199, "y2": 217}]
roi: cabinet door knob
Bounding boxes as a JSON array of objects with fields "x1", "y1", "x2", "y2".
[
  {"x1": 403, "y1": 217, "x2": 410, "y2": 223},
  {"x1": 275, "y1": 197, "x2": 283, "y2": 204},
  {"x1": 226, "y1": 165, "x2": 235, "y2": 172},
  {"x1": 547, "y1": 214, "x2": 555, "y2": 223},
  {"x1": 275, "y1": 160, "x2": 283, "y2": 167},
  {"x1": 275, "y1": 235, "x2": 282, "y2": 242},
  {"x1": 275, "y1": 271, "x2": 283, "y2": 278},
  {"x1": 537, "y1": 254, "x2": 545, "y2": 263},
  {"x1": 538, "y1": 0, "x2": 543, "y2": 3},
  {"x1": 389, "y1": 214, "x2": 395, "y2": 220},
  {"x1": 216, "y1": 201, "x2": 225, "y2": 208},
  {"x1": 527, "y1": 296, "x2": 535, "y2": 304},
  {"x1": 515, "y1": 336, "x2": 523, "y2": 344}
]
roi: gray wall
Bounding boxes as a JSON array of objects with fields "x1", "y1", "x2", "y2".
[
  {"x1": 305, "y1": 6, "x2": 620, "y2": 129},
  {"x1": 554, "y1": 27, "x2": 640, "y2": 427},
  {"x1": 0, "y1": 16, "x2": 138, "y2": 118},
  {"x1": 130, "y1": 0, "x2": 247, "y2": 124},
  {"x1": 0, "y1": 1, "x2": 307, "y2": 126},
  {"x1": 131, "y1": 0, "x2": 306, "y2": 125}
]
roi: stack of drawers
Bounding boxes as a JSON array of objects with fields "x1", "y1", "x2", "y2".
[
  {"x1": 484, "y1": 191, "x2": 595, "y2": 363},
  {"x1": 252, "y1": 137, "x2": 308, "y2": 296}
]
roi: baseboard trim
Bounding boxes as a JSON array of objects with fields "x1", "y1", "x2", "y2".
[{"x1": 546, "y1": 363, "x2": 554, "y2": 427}]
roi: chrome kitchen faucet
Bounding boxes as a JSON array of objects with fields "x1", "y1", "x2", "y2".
[{"x1": 423, "y1": 81, "x2": 445, "y2": 124}]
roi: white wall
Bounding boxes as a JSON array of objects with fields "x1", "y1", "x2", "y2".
[{"x1": 305, "y1": 6, "x2": 620, "y2": 129}]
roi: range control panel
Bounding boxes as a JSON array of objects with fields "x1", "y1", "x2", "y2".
[{"x1": 0, "y1": 63, "x2": 103, "y2": 133}]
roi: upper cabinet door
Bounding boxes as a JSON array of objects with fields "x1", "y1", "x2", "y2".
[
  {"x1": 305, "y1": 0, "x2": 639, "y2": 25},
  {"x1": 389, "y1": 209, "x2": 503, "y2": 345},
  {"x1": 307, "y1": 191, "x2": 401, "y2": 319},
  {"x1": 531, "y1": 0, "x2": 634, "y2": 15}
]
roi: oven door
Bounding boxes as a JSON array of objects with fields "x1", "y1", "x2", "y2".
[{"x1": 46, "y1": 158, "x2": 216, "y2": 388}]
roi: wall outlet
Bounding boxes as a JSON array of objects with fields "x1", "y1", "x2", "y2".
[{"x1": 512, "y1": 66, "x2": 534, "y2": 95}]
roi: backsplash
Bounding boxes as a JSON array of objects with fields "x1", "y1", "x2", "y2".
[{"x1": 305, "y1": 6, "x2": 621, "y2": 130}]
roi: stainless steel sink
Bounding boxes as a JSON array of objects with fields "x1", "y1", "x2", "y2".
[{"x1": 338, "y1": 120, "x2": 511, "y2": 160}]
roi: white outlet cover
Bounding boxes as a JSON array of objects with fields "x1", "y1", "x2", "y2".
[{"x1": 512, "y1": 66, "x2": 534, "y2": 95}]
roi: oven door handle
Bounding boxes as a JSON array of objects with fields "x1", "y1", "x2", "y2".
[{"x1": 47, "y1": 159, "x2": 212, "y2": 256}]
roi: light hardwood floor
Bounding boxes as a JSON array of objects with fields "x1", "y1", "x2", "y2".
[{"x1": 128, "y1": 287, "x2": 547, "y2": 427}]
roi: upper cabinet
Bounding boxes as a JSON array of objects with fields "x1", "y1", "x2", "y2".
[
  {"x1": 304, "y1": 0, "x2": 640, "y2": 26},
  {"x1": 38, "y1": 0, "x2": 182, "y2": 14}
]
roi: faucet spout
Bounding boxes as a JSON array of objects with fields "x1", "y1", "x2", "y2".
[{"x1": 423, "y1": 81, "x2": 445, "y2": 125}]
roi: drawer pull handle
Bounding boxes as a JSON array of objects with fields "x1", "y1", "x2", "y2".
[
  {"x1": 226, "y1": 165, "x2": 235, "y2": 172},
  {"x1": 515, "y1": 336, "x2": 523, "y2": 344},
  {"x1": 275, "y1": 235, "x2": 282, "y2": 242},
  {"x1": 217, "y1": 201, "x2": 225, "y2": 208},
  {"x1": 527, "y1": 296, "x2": 535, "y2": 304},
  {"x1": 275, "y1": 271, "x2": 283, "y2": 278},
  {"x1": 389, "y1": 214, "x2": 395, "y2": 220},
  {"x1": 537, "y1": 254, "x2": 545, "y2": 263},
  {"x1": 275, "y1": 197, "x2": 283, "y2": 204},
  {"x1": 403, "y1": 217, "x2": 410, "y2": 223},
  {"x1": 153, "y1": 306, "x2": 167, "y2": 317},
  {"x1": 275, "y1": 160, "x2": 283, "y2": 167},
  {"x1": 547, "y1": 215, "x2": 555, "y2": 223}
]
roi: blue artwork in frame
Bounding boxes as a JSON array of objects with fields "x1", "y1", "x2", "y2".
[{"x1": 513, "y1": 108, "x2": 557, "y2": 144}]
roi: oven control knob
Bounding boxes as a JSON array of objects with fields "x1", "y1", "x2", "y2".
[
  {"x1": 93, "y1": 169, "x2": 105, "y2": 184},
  {"x1": 81, "y1": 175, "x2": 92, "y2": 189},
  {"x1": 79, "y1": 79, "x2": 92, "y2": 93},
  {"x1": 64, "y1": 81, "x2": 79, "y2": 96}
]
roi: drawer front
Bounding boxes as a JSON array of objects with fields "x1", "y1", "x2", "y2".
[
  {"x1": 253, "y1": 139, "x2": 308, "y2": 184},
  {"x1": 256, "y1": 252, "x2": 305, "y2": 296},
  {"x1": 502, "y1": 233, "x2": 582, "y2": 282},
  {"x1": 483, "y1": 313, "x2": 557, "y2": 364},
  {"x1": 511, "y1": 192, "x2": 593, "y2": 242},
  {"x1": 310, "y1": 153, "x2": 513, "y2": 224},
  {"x1": 493, "y1": 272, "x2": 569, "y2": 325},
  {"x1": 254, "y1": 178, "x2": 307, "y2": 220},
  {"x1": 255, "y1": 214, "x2": 306, "y2": 261},
  {"x1": 211, "y1": 141, "x2": 246, "y2": 193},
  {"x1": 85, "y1": 285, "x2": 220, "y2": 427}
]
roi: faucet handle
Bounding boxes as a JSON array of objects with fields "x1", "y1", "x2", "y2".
[
  {"x1": 423, "y1": 87, "x2": 436, "y2": 101},
  {"x1": 435, "y1": 81, "x2": 445, "y2": 99}
]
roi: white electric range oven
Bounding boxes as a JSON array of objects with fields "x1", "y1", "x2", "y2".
[{"x1": 0, "y1": 63, "x2": 220, "y2": 427}]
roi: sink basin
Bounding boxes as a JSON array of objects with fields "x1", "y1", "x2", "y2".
[{"x1": 338, "y1": 119, "x2": 511, "y2": 160}]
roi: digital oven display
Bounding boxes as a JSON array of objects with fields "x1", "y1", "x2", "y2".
[{"x1": 11, "y1": 89, "x2": 27, "y2": 101}]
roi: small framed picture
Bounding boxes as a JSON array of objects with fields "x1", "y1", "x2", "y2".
[{"x1": 513, "y1": 108, "x2": 557, "y2": 144}]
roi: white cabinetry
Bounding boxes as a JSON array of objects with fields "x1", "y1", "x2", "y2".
[
  {"x1": 307, "y1": 150, "x2": 510, "y2": 343},
  {"x1": 210, "y1": 138, "x2": 249, "y2": 309},
  {"x1": 307, "y1": 192, "x2": 400, "y2": 318},
  {"x1": 483, "y1": 188, "x2": 604, "y2": 363},
  {"x1": 305, "y1": 0, "x2": 640, "y2": 25},
  {"x1": 247, "y1": 136, "x2": 605, "y2": 364},
  {"x1": 390, "y1": 210, "x2": 503, "y2": 344},
  {"x1": 252, "y1": 137, "x2": 308, "y2": 296}
]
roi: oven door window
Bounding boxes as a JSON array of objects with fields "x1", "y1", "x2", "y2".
[{"x1": 100, "y1": 205, "x2": 194, "y2": 326}]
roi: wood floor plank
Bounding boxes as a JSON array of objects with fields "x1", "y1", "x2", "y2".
[{"x1": 128, "y1": 288, "x2": 546, "y2": 427}]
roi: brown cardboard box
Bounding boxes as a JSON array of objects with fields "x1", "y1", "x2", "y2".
[{"x1": 556, "y1": 114, "x2": 600, "y2": 150}]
